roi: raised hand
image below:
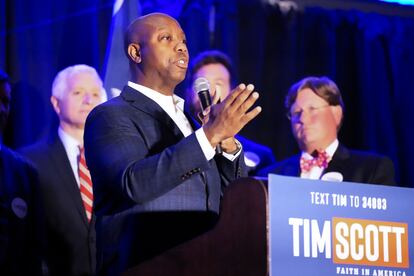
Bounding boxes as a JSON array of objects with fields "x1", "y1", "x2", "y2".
[{"x1": 203, "y1": 83, "x2": 262, "y2": 148}]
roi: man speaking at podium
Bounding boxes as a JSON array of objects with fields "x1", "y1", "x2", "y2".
[
  {"x1": 259, "y1": 76, "x2": 395, "y2": 185},
  {"x1": 84, "y1": 13, "x2": 261, "y2": 274}
]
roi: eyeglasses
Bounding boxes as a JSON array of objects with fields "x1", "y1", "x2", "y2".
[{"x1": 287, "y1": 105, "x2": 330, "y2": 122}]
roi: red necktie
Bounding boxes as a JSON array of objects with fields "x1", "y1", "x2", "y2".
[
  {"x1": 300, "y1": 150, "x2": 330, "y2": 173},
  {"x1": 78, "y1": 147, "x2": 93, "y2": 222}
]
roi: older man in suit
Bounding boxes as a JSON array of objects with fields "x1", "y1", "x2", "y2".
[
  {"x1": 84, "y1": 13, "x2": 261, "y2": 274},
  {"x1": 19, "y1": 65, "x2": 106, "y2": 275},
  {"x1": 0, "y1": 69, "x2": 44, "y2": 274},
  {"x1": 259, "y1": 76, "x2": 395, "y2": 185}
]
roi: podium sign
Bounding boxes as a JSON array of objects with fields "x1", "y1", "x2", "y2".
[{"x1": 268, "y1": 174, "x2": 413, "y2": 276}]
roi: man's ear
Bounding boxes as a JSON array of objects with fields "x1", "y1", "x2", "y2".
[
  {"x1": 127, "y1": 43, "x2": 141, "y2": 64},
  {"x1": 50, "y1": 96, "x2": 60, "y2": 115},
  {"x1": 332, "y1": 105, "x2": 343, "y2": 127}
]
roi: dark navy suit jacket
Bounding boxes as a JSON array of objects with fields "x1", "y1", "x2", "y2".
[
  {"x1": 0, "y1": 146, "x2": 44, "y2": 275},
  {"x1": 84, "y1": 85, "x2": 246, "y2": 273},
  {"x1": 237, "y1": 135, "x2": 276, "y2": 176},
  {"x1": 258, "y1": 144, "x2": 396, "y2": 185},
  {"x1": 19, "y1": 135, "x2": 96, "y2": 276}
]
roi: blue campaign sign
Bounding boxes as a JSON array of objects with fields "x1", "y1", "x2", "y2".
[{"x1": 268, "y1": 174, "x2": 414, "y2": 276}]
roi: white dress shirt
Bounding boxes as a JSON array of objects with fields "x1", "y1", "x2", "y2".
[
  {"x1": 300, "y1": 139, "x2": 339, "y2": 180},
  {"x1": 127, "y1": 81, "x2": 240, "y2": 161},
  {"x1": 58, "y1": 127, "x2": 82, "y2": 187}
]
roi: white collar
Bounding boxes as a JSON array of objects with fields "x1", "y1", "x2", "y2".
[
  {"x1": 301, "y1": 139, "x2": 339, "y2": 160},
  {"x1": 58, "y1": 127, "x2": 81, "y2": 155},
  {"x1": 127, "y1": 81, "x2": 185, "y2": 112}
]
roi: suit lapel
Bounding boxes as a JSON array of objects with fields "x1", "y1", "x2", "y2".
[
  {"x1": 324, "y1": 144, "x2": 349, "y2": 174},
  {"x1": 184, "y1": 110, "x2": 200, "y2": 131},
  {"x1": 121, "y1": 86, "x2": 184, "y2": 139},
  {"x1": 48, "y1": 136, "x2": 89, "y2": 227}
]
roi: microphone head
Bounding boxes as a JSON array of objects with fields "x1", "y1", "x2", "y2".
[{"x1": 193, "y1": 77, "x2": 210, "y2": 94}]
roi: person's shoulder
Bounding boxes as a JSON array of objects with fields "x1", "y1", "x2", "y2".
[
  {"x1": 346, "y1": 147, "x2": 393, "y2": 164},
  {"x1": 18, "y1": 137, "x2": 56, "y2": 159},
  {"x1": 341, "y1": 146, "x2": 396, "y2": 185},
  {"x1": 96, "y1": 94, "x2": 125, "y2": 109},
  {"x1": 236, "y1": 135, "x2": 275, "y2": 158},
  {"x1": 19, "y1": 140, "x2": 49, "y2": 153},
  {"x1": 257, "y1": 154, "x2": 299, "y2": 177},
  {"x1": 3, "y1": 146, "x2": 37, "y2": 172},
  {"x1": 339, "y1": 146, "x2": 395, "y2": 177},
  {"x1": 3, "y1": 145, "x2": 25, "y2": 162},
  {"x1": 237, "y1": 135, "x2": 270, "y2": 152},
  {"x1": 88, "y1": 92, "x2": 130, "y2": 120}
]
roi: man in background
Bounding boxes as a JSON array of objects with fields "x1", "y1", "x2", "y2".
[
  {"x1": 259, "y1": 76, "x2": 395, "y2": 185},
  {"x1": 20, "y1": 64, "x2": 107, "y2": 275},
  {"x1": 84, "y1": 13, "x2": 261, "y2": 273},
  {"x1": 186, "y1": 50, "x2": 276, "y2": 175},
  {"x1": 0, "y1": 69, "x2": 44, "y2": 274}
]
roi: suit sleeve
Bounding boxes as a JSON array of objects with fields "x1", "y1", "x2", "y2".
[
  {"x1": 215, "y1": 149, "x2": 247, "y2": 188},
  {"x1": 84, "y1": 105, "x2": 243, "y2": 210}
]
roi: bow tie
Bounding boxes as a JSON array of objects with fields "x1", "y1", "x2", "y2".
[{"x1": 300, "y1": 150, "x2": 330, "y2": 172}]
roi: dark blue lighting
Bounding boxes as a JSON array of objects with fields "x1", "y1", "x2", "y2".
[{"x1": 380, "y1": 0, "x2": 414, "y2": 5}]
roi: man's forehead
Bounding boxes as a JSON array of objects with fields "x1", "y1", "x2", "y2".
[
  {"x1": 66, "y1": 72, "x2": 101, "y2": 89},
  {"x1": 135, "y1": 16, "x2": 184, "y2": 39},
  {"x1": 69, "y1": 71, "x2": 98, "y2": 82},
  {"x1": 292, "y1": 89, "x2": 326, "y2": 106},
  {"x1": 196, "y1": 64, "x2": 230, "y2": 76}
]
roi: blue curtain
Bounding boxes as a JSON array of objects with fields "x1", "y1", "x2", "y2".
[
  {"x1": 179, "y1": 2, "x2": 414, "y2": 187},
  {"x1": 0, "y1": 0, "x2": 112, "y2": 147}
]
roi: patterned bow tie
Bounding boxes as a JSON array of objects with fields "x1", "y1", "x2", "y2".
[{"x1": 300, "y1": 150, "x2": 330, "y2": 172}]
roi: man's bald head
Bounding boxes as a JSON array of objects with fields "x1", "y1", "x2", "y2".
[
  {"x1": 124, "y1": 13, "x2": 179, "y2": 61},
  {"x1": 122, "y1": 12, "x2": 189, "y2": 94}
]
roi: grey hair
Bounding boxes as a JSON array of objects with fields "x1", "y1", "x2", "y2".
[{"x1": 51, "y1": 64, "x2": 107, "y2": 102}]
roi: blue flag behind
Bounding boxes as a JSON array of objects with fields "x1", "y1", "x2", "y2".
[
  {"x1": 102, "y1": 0, "x2": 188, "y2": 99},
  {"x1": 103, "y1": 0, "x2": 140, "y2": 98}
]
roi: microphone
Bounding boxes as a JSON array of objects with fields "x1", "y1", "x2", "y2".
[
  {"x1": 194, "y1": 77, "x2": 212, "y2": 111},
  {"x1": 193, "y1": 77, "x2": 222, "y2": 155}
]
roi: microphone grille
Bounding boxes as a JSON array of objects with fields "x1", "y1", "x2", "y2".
[{"x1": 193, "y1": 77, "x2": 210, "y2": 93}]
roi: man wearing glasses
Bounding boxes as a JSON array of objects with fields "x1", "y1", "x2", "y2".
[{"x1": 259, "y1": 76, "x2": 395, "y2": 185}]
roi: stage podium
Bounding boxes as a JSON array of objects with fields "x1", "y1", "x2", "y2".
[
  {"x1": 124, "y1": 177, "x2": 269, "y2": 276},
  {"x1": 124, "y1": 175, "x2": 413, "y2": 275}
]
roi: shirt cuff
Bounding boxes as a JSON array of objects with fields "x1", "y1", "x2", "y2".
[
  {"x1": 222, "y1": 139, "x2": 242, "y2": 161},
  {"x1": 195, "y1": 128, "x2": 216, "y2": 161}
]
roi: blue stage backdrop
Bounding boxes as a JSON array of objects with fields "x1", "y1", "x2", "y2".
[{"x1": 1, "y1": 0, "x2": 414, "y2": 187}]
